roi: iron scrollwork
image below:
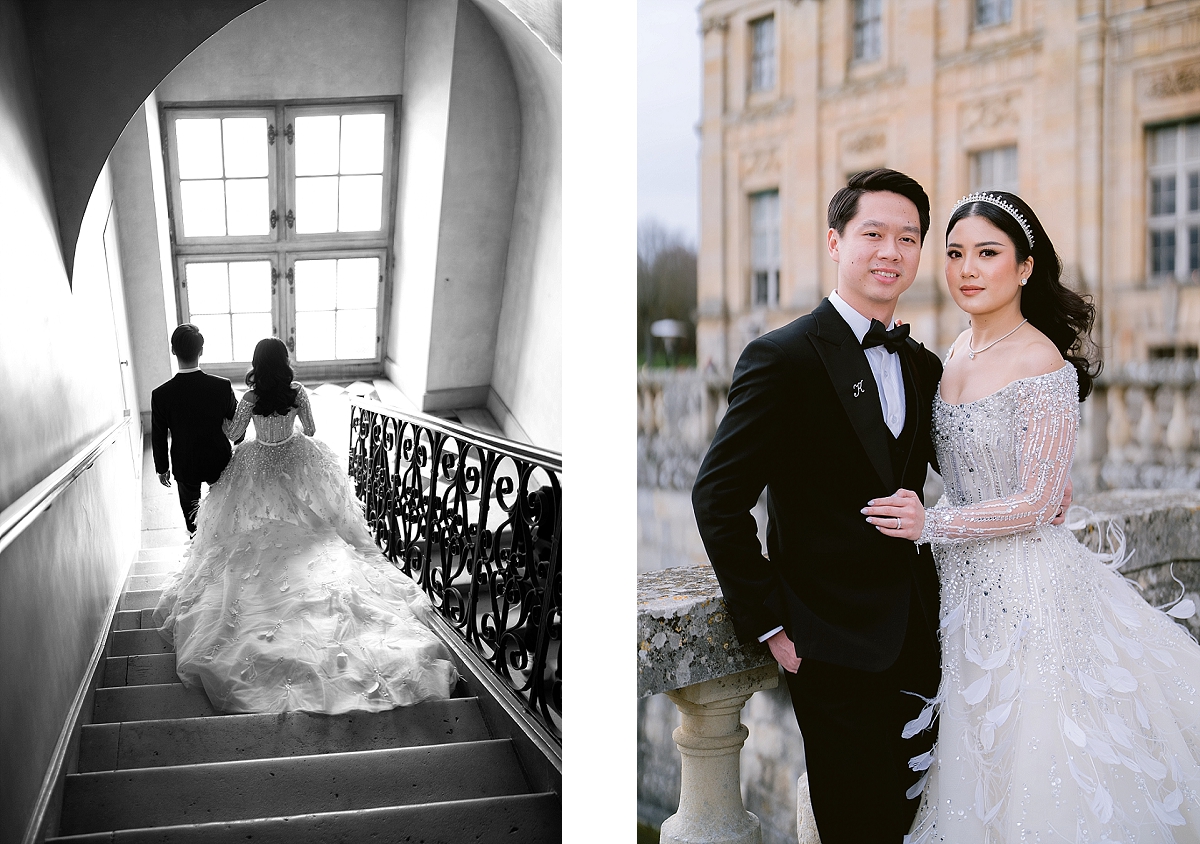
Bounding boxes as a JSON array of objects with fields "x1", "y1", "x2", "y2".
[{"x1": 348, "y1": 399, "x2": 562, "y2": 740}]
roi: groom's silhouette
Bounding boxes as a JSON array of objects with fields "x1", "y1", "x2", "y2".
[
  {"x1": 151, "y1": 324, "x2": 237, "y2": 535},
  {"x1": 693, "y1": 169, "x2": 942, "y2": 842}
]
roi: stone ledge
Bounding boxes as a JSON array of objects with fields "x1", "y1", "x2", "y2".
[
  {"x1": 1071, "y1": 490, "x2": 1200, "y2": 571},
  {"x1": 637, "y1": 565, "x2": 771, "y2": 699}
]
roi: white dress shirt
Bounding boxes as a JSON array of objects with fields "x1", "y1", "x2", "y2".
[{"x1": 757, "y1": 291, "x2": 908, "y2": 644}]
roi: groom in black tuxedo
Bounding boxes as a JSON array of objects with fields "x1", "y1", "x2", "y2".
[
  {"x1": 151, "y1": 324, "x2": 237, "y2": 535},
  {"x1": 693, "y1": 169, "x2": 943, "y2": 841}
]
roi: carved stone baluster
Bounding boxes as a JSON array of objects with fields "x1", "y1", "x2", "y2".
[
  {"x1": 1166, "y1": 386, "x2": 1192, "y2": 456},
  {"x1": 1137, "y1": 386, "x2": 1162, "y2": 460},
  {"x1": 1107, "y1": 386, "x2": 1131, "y2": 462},
  {"x1": 661, "y1": 665, "x2": 778, "y2": 844}
]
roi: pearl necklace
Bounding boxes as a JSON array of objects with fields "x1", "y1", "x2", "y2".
[{"x1": 967, "y1": 318, "x2": 1028, "y2": 360}]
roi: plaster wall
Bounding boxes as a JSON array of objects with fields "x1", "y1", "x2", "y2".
[
  {"x1": 110, "y1": 101, "x2": 176, "y2": 421},
  {"x1": 155, "y1": 0, "x2": 407, "y2": 102},
  {"x1": 388, "y1": 0, "x2": 458, "y2": 399},
  {"x1": 426, "y1": 0, "x2": 521, "y2": 398},
  {"x1": 0, "y1": 7, "x2": 139, "y2": 835},
  {"x1": 477, "y1": 0, "x2": 562, "y2": 449}
]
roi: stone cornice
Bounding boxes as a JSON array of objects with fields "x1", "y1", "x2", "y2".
[
  {"x1": 1109, "y1": 4, "x2": 1200, "y2": 63},
  {"x1": 937, "y1": 30, "x2": 1043, "y2": 72},
  {"x1": 724, "y1": 96, "x2": 796, "y2": 127}
]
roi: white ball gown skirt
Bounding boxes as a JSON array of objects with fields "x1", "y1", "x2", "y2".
[{"x1": 154, "y1": 433, "x2": 458, "y2": 714}]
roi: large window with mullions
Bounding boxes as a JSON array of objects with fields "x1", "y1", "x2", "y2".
[
  {"x1": 1147, "y1": 120, "x2": 1200, "y2": 285},
  {"x1": 164, "y1": 100, "x2": 396, "y2": 376}
]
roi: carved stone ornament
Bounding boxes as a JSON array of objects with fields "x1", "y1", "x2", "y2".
[
  {"x1": 843, "y1": 129, "x2": 886, "y2": 155},
  {"x1": 1146, "y1": 63, "x2": 1200, "y2": 99},
  {"x1": 740, "y1": 147, "x2": 782, "y2": 179},
  {"x1": 701, "y1": 15, "x2": 729, "y2": 36},
  {"x1": 961, "y1": 92, "x2": 1020, "y2": 134}
]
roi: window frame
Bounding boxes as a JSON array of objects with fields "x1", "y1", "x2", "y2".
[
  {"x1": 749, "y1": 189, "x2": 781, "y2": 309},
  {"x1": 969, "y1": 144, "x2": 1019, "y2": 194},
  {"x1": 748, "y1": 14, "x2": 776, "y2": 94},
  {"x1": 161, "y1": 98, "x2": 399, "y2": 380},
  {"x1": 851, "y1": 0, "x2": 882, "y2": 65},
  {"x1": 1145, "y1": 119, "x2": 1200, "y2": 285},
  {"x1": 974, "y1": 0, "x2": 1013, "y2": 30}
]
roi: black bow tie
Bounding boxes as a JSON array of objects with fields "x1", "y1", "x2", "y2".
[{"x1": 861, "y1": 319, "x2": 909, "y2": 354}]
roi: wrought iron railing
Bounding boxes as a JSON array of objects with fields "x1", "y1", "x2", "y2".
[{"x1": 348, "y1": 398, "x2": 561, "y2": 740}]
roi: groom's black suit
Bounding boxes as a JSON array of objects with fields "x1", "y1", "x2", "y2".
[
  {"x1": 151, "y1": 371, "x2": 237, "y2": 532},
  {"x1": 692, "y1": 298, "x2": 943, "y2": 842}
]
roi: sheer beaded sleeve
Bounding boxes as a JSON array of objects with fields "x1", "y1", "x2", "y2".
[
  {"x1": 919, "y1": 366, "x2": 1078, "y2": 544},
  {"x1": 223, "y1": 397, "x2": 254, "y2": 442},
  {"x1": 296, "y1": 385, "x2": 316, "y2": 436}
]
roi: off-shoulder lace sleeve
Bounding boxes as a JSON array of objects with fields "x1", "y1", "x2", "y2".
[
  {"x1": 223, "y1": 398, "x2": 253, "y2": 441},
  {"x1": 296, "y1": 385, "x2": 316, "y2": 436},
  {"x1": 919, "y1": 367, "x2": 1078, "y2": 544}
]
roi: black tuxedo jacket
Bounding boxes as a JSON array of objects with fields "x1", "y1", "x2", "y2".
[
  {"x1": 151, "y1": 371, "x2": 237, "y2": 484},
  {"x1": 692, "y1": 298, "x2": 943, "y2": 672}
]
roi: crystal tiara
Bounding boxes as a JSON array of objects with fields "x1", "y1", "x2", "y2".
[{"x1": 952, "y1": 192, "x2": 1035, "y2": 249}]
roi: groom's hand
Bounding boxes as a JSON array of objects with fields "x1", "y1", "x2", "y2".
[
  {"x1": 158, "y1": 472, "x2": 171, "y2": 487},
  {"x1": 766, "y1": 630, "x2": 802, "y2": 673}
]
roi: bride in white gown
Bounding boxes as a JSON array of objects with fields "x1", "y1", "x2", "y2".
[
  {"x1": 864, "y1": 192, "x2": 1200, "y2": 842},
  {"x1": 154, "y1": 337, "x2": 457, "y2": 714}
]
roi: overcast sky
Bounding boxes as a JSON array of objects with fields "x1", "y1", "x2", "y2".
[{"x1": 637, "y1": 0, "x2": 702, "y2": 247}]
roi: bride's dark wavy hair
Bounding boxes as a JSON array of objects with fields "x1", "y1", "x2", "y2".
[
  {"x1": 245, "y1": 337, "x2": 299, "y2": 416},
  {"x1": 946, "y1": 192, "x2": 1101, "y2": 401}
]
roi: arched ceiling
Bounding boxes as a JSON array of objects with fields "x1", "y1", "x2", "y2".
[{"x1": 19, "y1": 0, "x2": 267, "y2": 275}]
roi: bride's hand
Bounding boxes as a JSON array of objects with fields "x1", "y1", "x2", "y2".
[{"x1": 862, "y1": 489, "x2": 924, "y2": 540}]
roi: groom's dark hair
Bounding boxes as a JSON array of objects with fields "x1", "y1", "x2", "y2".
[
  {"x1": 828, "y1": 168, "x2": 931, "y2": 244},
  {"x1": 171, "y1": 323, "x2": 204, "y2": 360}
]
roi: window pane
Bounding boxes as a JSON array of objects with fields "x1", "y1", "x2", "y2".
[
  {"x1": 339, "y1": 175, "x2": 383, "y2": 231},
  {"x1": 191, "y1": 313, "x2": 233, "y2": 362},
  {"x1": 1191, "y1": 172, "x2": 1199, "y2": 213},
  {"x1": 295, "y1": 176, "x2": 340, "y2": 233},
  {"x1": 180, "y1": 180, "x2": 227, "y2": 237},
  {"x1": 295, "y1": 115, "x2": 341, "y2": 176},
  {"x1": 222, "y1": 117, "x2": 268, "y2": 178},
  {"x1": 231, "y1": 312, "x2": 272, "y2": 362},
  {"x1": 753, "y1": 271, "x2": 768, "y2": 306},
  {"x1": 296, "y1": 310, "x2": 336, "y2": 361},
  {"x1": 340, "y1": 114, "x2": 386, "y2": 174},
  {"x1": 1151, "y1": 176, "x2": 1177, "y2": 216},
  {"x1": 294, "y1": 260, "x2": 338, "y2": 311},
  {"x1": 336, "y1": 309, "x2": 377, "y2": 359},
  {"x1": 176, "y1": 119, "x2": 223, "y2": 179},
  {"x1": 225, "y1": 178, "x2": 270, "y2": 236},
  {"x1": 1191, "y1": 227, "x2": 1199, "y2": 273},
  {"x1": 185, "y1": 262, "x2": 229, "y2": 314},
  {"x1": 337, "y1": 258, "x2": 379, "y2": 309},
  {"x1": 1150, "y1": 127, "x2": 1177, "y2": 167},
  {"x1": 1187, "y1": 123, "x2": 1200, "y2": 162},
  {"x1": 228, "y1": 261, "x2": 272, "y2": 312},
  {"x1": 1152, "y1": 230, "x2": 1176, "y2": 275}
]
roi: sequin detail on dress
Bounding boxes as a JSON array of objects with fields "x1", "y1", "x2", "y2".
[
  {"x1": 154, "y1": 384, "x2": 457, "y2": 714},
  {"x1": 907, "y1": 364, "x2": 1200, "y2": 843}
]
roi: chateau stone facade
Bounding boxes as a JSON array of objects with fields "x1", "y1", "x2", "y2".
[{"x1": 697, "y1": 0, "x2": 1200, "y2": 372}]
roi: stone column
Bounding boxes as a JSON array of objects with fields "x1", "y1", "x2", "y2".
[{"x1": 660, "y1": 664, "x2": 778, "y2": 844}]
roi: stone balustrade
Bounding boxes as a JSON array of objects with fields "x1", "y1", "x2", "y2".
[
  {"x1": 637, "y1": 491, "x2": 1200, "y2": 843},
  {"x1": 1088, "y1": 362, "x2": 1200, "y2": 490}
]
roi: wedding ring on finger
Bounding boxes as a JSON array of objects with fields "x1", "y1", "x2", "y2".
[{"x1": 895, "y1": 517, "x2": 902, "y2": 530}]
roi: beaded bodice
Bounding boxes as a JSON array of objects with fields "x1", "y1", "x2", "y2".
[
  {"x1": 224, "y1": 383, "x2": 315, "y2": 444},
  {"x1": 921, "y1": 363, "x2": 1077, "y2": 543}
]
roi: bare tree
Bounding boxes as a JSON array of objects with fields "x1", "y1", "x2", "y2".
[{"x1": 637, "y1": 219, "x2": 697, "y2": 365}]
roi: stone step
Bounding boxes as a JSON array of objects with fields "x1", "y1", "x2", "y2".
[
  {"x1": 104, "y1": 653, "x2": 178, "y2": 688},
  {"x1": 47, "y1": 791, "x2": 560, "y2": 843},
  {"x1": 121, "y1": 589, "x2": 163, "y2": 612},
  {"x1": 93, "y1": 684, "x2": 218, "y2": 724},
  {"x1": 131, "y1": 559, "x2": 184, "y2": 576},
  {"x1": 126, "y1": 572, "x2": 171, "y2": 591},
  {"x1": 137, "y1": 546, "x2": 188, "y2": 563},
  {"x1": 78, "y1": 697, "x2": 491, "y2": 772},
  {"x1": 110, "y1": 628, "x2": 173, "y2": 657},
  {"x1": 59, "y1": 739, "x2": 526, "y2": 834}
]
